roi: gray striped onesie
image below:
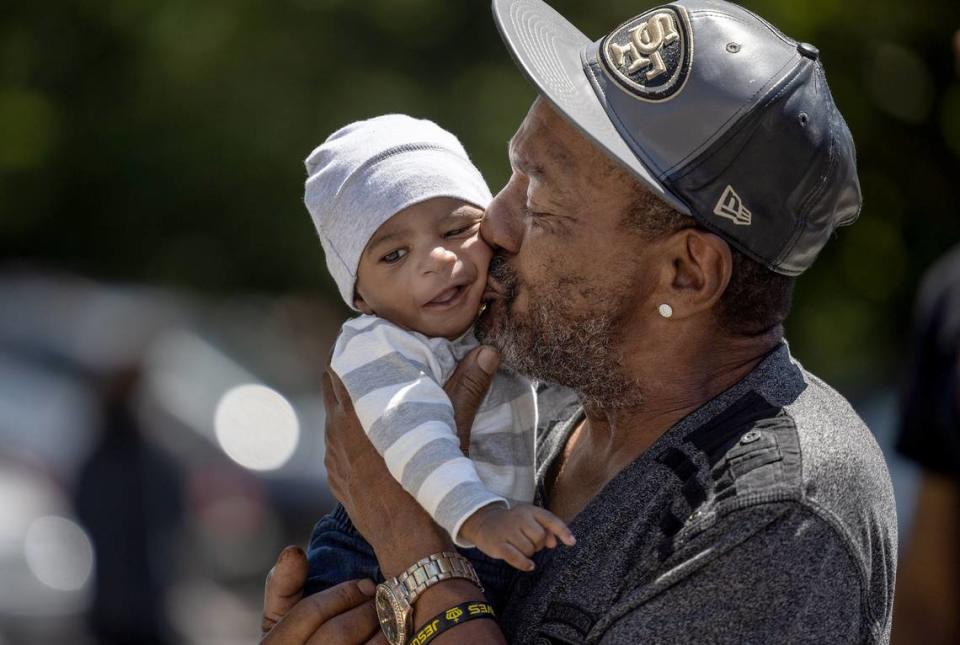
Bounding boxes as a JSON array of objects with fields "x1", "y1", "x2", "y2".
[{"x1": 331, "y1": 314, "x2": 538, "y2": 546}]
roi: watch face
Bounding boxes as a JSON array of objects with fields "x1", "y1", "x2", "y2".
[{"x1": 375, "y1": 584, "x2": 406, "y2": 645}]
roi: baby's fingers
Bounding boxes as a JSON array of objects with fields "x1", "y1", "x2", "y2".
[
  {"x1": 509, "y1": 531, "x2": 537, "y2": 557},
  {"x1": 532, "y1": 507, "x2": 576, "y2": 546},
  {"x1": 499, "y1": 544, "x2": 536, "y2": 572},
  {"x1": 519, "y1": 516, "x2": 548, "y2": 550}
]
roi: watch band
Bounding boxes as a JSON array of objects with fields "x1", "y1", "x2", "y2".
[{"x1": 395, "y1": 551, "x2": 483, "y2": 605}]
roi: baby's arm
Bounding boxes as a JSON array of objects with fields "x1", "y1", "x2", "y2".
[
  {"x1": 332, "y1": 318, "x2": 506, "y2": 543},
  {"x1": 459, "y1": 503, "x2": 576, "y2": 571}
]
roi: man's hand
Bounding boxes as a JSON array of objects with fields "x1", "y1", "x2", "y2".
[
  {"x1": 459, "y1": 503, "x2": 576, "y2": 572},
  {"x1": 321, "y1": 344, "x2": 500, "y2": 576},
  {"x1": 260, "y1": 545, "x2": 385, "y2": 644},
  {"x1": 445, "y1": 345, "x2": 501, "y2": 454},
  {"x1": 259, "y1": 347, "x2": 505, "y2": 643}
]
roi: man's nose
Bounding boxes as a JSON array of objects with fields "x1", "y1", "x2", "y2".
[
  {"x1": 481, "y1": 186, "x2": 523, "y2": 255},
  {"x1": 422, "y1": 245, "x2": 457, "y2": 274}
]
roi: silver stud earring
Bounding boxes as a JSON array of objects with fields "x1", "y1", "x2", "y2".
[{"x1": 658, "y1": 304, "x2": 673, "y2": 319}]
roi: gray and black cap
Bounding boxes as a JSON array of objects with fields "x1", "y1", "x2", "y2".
[{"x1": 492, "y1": 0, "x2": 862, "y2": 275}]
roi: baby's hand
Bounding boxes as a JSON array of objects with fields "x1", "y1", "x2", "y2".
[{"x1": 459, "y1": 503, "x2": 576, "y2": 572}]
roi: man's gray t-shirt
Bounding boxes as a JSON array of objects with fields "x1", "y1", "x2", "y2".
[{"x1": 500, "y1": 344, "x2": 897, "y2": 644}]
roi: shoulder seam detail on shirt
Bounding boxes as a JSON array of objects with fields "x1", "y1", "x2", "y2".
[{"x1": 801, "y1": 497, "x2": 877, "y2": 633}]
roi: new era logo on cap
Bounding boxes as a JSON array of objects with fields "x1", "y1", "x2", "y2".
[{"x1": 713, "y1": 186, "x2": 752, "y2": 226}]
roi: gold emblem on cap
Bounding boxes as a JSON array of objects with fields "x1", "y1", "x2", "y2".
[
  {"x1": 601, "y1": 5, "x2": 693, "y2": 102},
  {"x1": 609, "y1": 13, "x2": 680, "y2": 81}
]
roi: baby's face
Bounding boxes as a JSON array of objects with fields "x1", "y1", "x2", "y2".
[{"x1": 354, "y1": 197, "x2": 491, "y2": 339}]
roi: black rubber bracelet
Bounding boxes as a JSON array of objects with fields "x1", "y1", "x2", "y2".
[{"x1": 407, "y1": 601, "x2": 496, "y2": 645}]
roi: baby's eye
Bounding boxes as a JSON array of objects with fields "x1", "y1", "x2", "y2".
[
  {"x1": 445, "y1": 223, "x2": 479, "y2": 238},
  {"x1": 382, "y1": 249, "x2": 408, "y2": 264}
]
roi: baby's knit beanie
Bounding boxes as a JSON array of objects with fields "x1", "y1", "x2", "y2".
[{"x1": 304, "y1": 115, "x2": 492, "y2": 308}]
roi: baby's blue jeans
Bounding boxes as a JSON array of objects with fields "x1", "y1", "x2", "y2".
[{"x1": 305, "y1": 504, "x2": 515, "y2": 612}]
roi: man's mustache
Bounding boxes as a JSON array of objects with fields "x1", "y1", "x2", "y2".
[{"x1": 488, "y1": 255, "x2": 518, "y2": 300}]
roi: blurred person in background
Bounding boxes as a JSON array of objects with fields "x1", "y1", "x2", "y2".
[
  {"x1": 890, "y1": 30, "x2": 960, "y2": 645},
  {"x1": 893, "y1": 251, "x2": 960, "y2": 642},
  {"x1": 73, "y1": 366, "x2": 184, "y2": 645}
]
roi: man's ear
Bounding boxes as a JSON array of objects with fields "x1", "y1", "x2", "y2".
[
  {"x1": 662, "y1": 229, "x2": 732, "y2": 318},
  {"x1": 353, "y1": 292, "x2": 374, "y2": 315}
]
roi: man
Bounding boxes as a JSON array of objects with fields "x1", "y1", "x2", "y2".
[{"x1": 262, "y1": 0, "x2": 897, "y2": 642}]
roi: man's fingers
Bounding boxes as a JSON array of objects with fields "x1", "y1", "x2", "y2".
[
  {"x1": 365, "y1": 632, "x2": 390, "y2": 645},
  {"x1": 532, "y1": 507, "x2": 576, "y2": 546},
  {"x1": 328, "y1": 369, "x2": 355, "y2": 414},
  {"x1": 445, "y1": 345, "x2": 499, "y2": 452},
  {"x1": 321, "y1": 370, "x2": 338, "y2": 413},
  {"x1": 262, "y1": 546, "x2": 309, "y2": 635},
  {"x1": 324, "y1": 367, "x2": 347, "y2": 409},
  {"x1": 263, "y1": 579, "x2": 376, "y2": 643},
  {"x1": 306, "y1": 598, "x2": 379, "y2": 645}
]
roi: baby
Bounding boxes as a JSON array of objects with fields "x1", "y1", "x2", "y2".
[{"x1": 301, "y1": 115, "x2": 574, "y2": 603}]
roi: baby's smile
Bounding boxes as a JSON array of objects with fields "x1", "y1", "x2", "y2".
[{"x1": 424, "y1": 283, "x2": 469, "y2": 308}]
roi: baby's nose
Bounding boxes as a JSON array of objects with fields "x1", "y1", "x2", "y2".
[{"x1": 424, "y1": 246, "x2": 457, "y2": 271}]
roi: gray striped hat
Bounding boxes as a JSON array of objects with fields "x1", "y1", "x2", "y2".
[{"x1": 304, "y1": 114, "x2": 493, "y2": 308}]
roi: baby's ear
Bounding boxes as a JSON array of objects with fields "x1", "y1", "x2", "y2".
[{"x1": 353, "y1": 293, "x2": 374, "y2": 315}]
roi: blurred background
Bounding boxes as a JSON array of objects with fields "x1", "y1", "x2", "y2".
[{"x1": 0, "y1": 0, "x2": 958, "y2": 643}]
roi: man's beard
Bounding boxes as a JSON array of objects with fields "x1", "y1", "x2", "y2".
[{"x1": 476, "y1": 255, "x2": 643, "y2": 409}]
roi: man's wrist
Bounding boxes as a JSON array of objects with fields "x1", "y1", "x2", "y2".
[
  {"x1": 409, "y1": 600, "x2": 496, "y2": 645},
  {"x1": 413, "y1": 578, "x2": 487, "y2": 628},
  {"x1": 372, "y1": 513, "x2": 453, "y2": 578},
  {"x1": 411, "y1": 579, "x2": 504, "y2": 644}
]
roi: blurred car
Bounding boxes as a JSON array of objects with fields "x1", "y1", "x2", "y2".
[{"x1": 0, "y1": 270, "x2": 342, "y2": 644}]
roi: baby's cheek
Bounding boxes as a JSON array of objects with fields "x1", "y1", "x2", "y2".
[{"x1": 464, "y1": 235, "x2": 493, "y2": 274}]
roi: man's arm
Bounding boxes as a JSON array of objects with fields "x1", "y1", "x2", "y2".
[
  {"x1": 259, "y1": 347, "x2": 507, "y2": 644},
  {"x1": 323, "y1": 346, "x2": 508, "y2": 644},
  {"x1": 597, "y1": 506, "x2": 871, "y2": 644}
]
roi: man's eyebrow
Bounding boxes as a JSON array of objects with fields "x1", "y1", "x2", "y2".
[
  {"x1": 507, "y1": 139, "x2": 545, "y2": 177},
  {"x1": 545, "y1": 144, "x2": 575, "y2": 176},
  {"x1": 508, "y1": 138, "x2": 574, "y2": 179}
]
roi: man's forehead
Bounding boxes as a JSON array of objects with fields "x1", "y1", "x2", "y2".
[{"x1": 509, "y1": 100, "x2": 608, "y2": 177}]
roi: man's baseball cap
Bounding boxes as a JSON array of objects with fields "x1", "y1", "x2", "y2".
[{"x1": 492, "y1": 0, "x2": 861, "y2": 275}]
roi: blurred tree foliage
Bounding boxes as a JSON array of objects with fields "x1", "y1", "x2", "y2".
[{"x1": 1, "y1": 0, "x2": 958, "y2": 391}]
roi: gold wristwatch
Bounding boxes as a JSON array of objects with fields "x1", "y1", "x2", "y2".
[{"x1": 375, "y1": 551, "x2": 482, "y2": 645}]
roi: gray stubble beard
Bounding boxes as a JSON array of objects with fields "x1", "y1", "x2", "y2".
[{"x1": 476, "y1": 257, "x2": 644, "y2": 410}]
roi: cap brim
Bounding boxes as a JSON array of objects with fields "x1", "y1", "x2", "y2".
[{"x1": 492, "y1": 0, "x2": 690, "y2": 214}]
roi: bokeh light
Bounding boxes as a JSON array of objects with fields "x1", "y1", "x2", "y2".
[
  {"x1": 214, "y1": 384, "x2": 300, "y2": 471},
  {"x1": 865, "y1": 42, "x2": 935, "y2": 124},
  {"x1": 23, "y1": 516, "x2": 94, "y2": 592}
]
